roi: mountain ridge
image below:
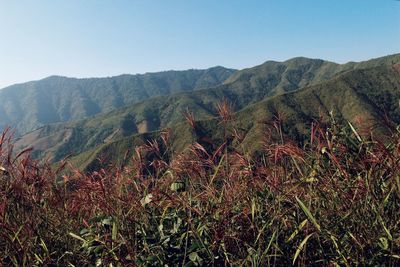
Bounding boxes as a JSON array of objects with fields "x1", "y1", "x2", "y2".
[
  {"x1": 67, "y1": 64, "x2": 400, "y2": 171},
  {"x1": 13, "y1": 54, "x2": 400, "y2": 163},
  {"x1": 0, "y1": 66, "x2": 236, "y2": 134}
]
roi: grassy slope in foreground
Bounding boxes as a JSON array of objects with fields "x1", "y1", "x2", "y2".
[{"x1": 2, "y1": 101, "x2": 400, "y2": 265}]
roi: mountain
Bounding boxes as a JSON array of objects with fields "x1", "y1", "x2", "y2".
[
  {"x1": 235, "y1": 64, "x2": 400, "y2": 150},
  {"x1": 68, "y1": 64, "x2": 400, "y2": 171},
  {"x1": 13, "y1": 54, "x2": 400, "y2": 163},
  {"x1": 0, "y1": 66, "x2": 236, "y2": 135},
  {"x1": 223, "y1": 53, "x2": 400, "y2": 96}
]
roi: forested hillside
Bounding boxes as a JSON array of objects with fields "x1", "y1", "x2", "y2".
[
  {"x1": 0, "y1": 67, "x2": 235, "y2": 134},
  {"x1": 14, "y1": 54, "x2": 400, "y2": 163}
]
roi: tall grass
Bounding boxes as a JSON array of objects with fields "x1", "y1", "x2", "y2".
[{"x1": 1, "y1": 108, "x2": 400, "y2": 266}]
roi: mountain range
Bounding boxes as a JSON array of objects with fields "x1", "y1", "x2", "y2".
[
  {"x1": 5, "y1": 53, "x2": 400, "y2": 169},
  {"x1": 0, "y1": 67, "x2": 235, "y2": 135},
  {"x1": 67, "y1": 64, "x2": 400, "y2": 171}
]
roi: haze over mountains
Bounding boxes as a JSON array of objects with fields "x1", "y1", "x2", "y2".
[{"x1": 4, "y1": 53, "x2": 400, "y2": 167}]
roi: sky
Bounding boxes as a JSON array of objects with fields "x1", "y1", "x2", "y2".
[{"x1": 0, "y1": 0, "x2": 399, "y2": 89}]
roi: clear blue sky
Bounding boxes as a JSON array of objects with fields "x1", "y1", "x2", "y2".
[{"x1": 0, "y1": 0, "x2": 399, "y2": 88}]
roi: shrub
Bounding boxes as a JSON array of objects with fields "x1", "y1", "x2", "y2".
[{"x1": 1, "y1": 111, "x2": 400, "y2": 266}]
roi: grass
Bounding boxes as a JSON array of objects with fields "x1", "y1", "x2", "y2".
[{"x1": 1, "y1": 106, "x2": 400, "y2": 266}]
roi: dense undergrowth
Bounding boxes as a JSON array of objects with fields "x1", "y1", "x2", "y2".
[{"x1": 1, "y1": 106, "x2": 400, "y2": 266}]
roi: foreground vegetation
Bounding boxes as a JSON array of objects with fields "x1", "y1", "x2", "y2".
[{"x1": 1, "y1": 110, "x2": 400, "y2": 266}]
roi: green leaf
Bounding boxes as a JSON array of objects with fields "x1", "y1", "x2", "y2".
[
  {"x1": 265, "y1": 230, "x2": 276, "y2": 255},
  {"x1": 69, "y1": 232, "x2": 86, "y2": 243},
  {"x1": 251, "y1": 198, "x2": 256, "y2": 222},
  {"x1": 379, "y1": 237, "x2": 389, "y2": 250},
  {"x1": 209, "y1": 154, "x2": 225, "y2": 185},
  {"x1": 170, "y1": 181, "x2": 185, "y2": 191},
  {"x1": 146, "y1": 255, "x2": 159, "y2": 264},
  {"x1": 387, "y1": 254, "x2": 400, "y2": 259},
  {"x1": 80, "y1": 228, "x2": 89, "y2": 235},
  {"x1": 293, "y1": 233, "x2": 313, "y2": 265},
  {"x1": 189, "y1": 251, "x2": 202, "y2": 264},
  {"x1": 112, "y1": 221, "x2": 118, "y2": 241},
  {"x1": 378, "y1": 215, "x2": 393, "y2": 240},
  {"x1": 40, "y1": 238, "x2": 49, "y2": 255},
  {"x1": 102, "y1": 216, "x2": 113, "y2": 226},
  {"x1": 348, "y1": 121, "x2": 362, "y2": 142},
  {"x1": 287, "y1": 219, "x2": 308, "y2": 242},
  {"x1": 330, "y1": 235, "x2": 349, "y2": 265},
  {"x1": 34, "y1": 254, "x2": 43, "y2": 264},
  {"x1": 296, "y1": 196, "x2": 321, "y2": 232}
]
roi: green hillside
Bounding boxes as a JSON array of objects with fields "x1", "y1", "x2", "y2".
[
  {"x1": 66, "y1": 64, "x2": 400, "y2": 171},
  {"x1": 0, "y1": 66, "x2": 235, "y2": 135},
  {"x1": 14, "y1": 54, "x2": 400, "y2": 163},
  {"x1": 4, "y1": 56, "x2": 400, "y2": 266},
  {"x1": 224, "y1": 53, "x2": 400, "y2": 95},
  {"x1": 236, "y1": 64, "x2": 400, "y2": 150}
]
